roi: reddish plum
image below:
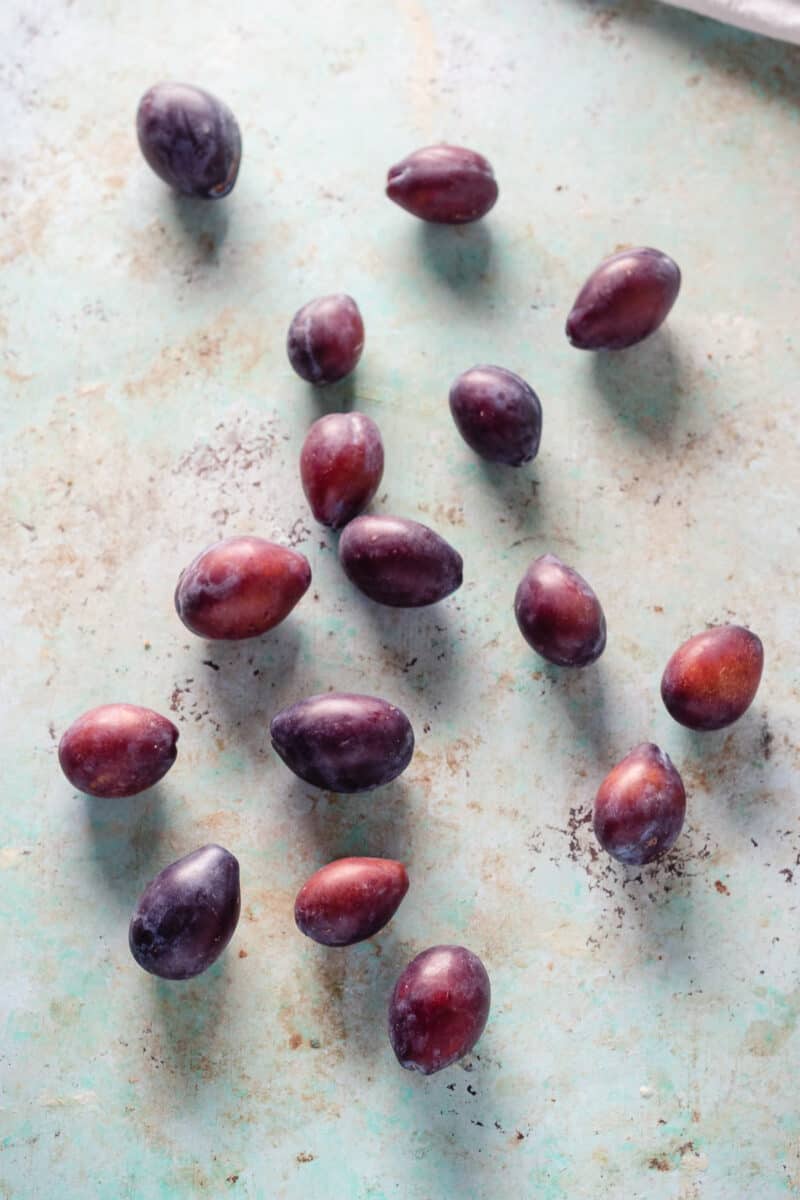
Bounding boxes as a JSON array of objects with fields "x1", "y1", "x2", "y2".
[
  {"x1": 661, "y1": 625, "x2": 763, "y2": 731},
  {"x1": 58, "y1": 704, "x2": 178, "y2": 798},
  {"x1": 566, "y1": 247, "x2": 681, "y2": 350},
  {"x1": 339, "y1": 515, "x2": 462, "y2": 607},
  {"x1": 594, "y1": 743, "x2": 686, "y2": 865},
  {"x1": 174, "y1": 536, "x2": 311, "y2": 640},
  {"x1": 300, "y1": 412, "x2": 384, "y2": 529},
  {"x1": 514, "y1": 554, "x2": 606, "y2": 667},
  {"x1": 295, "y1": 857, "x2": 409, "y2": 946},
  {"x1": 287, "y1": 294, "x2": 364, "y2": 385},
  {"x1": 386, "y1": 145, "x2": 498, "y2": 224},
  {"x1": 388, "y1": 945, "x2": 491, "y2": 1074}
]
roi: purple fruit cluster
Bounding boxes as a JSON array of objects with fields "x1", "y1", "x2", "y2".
[{"x1": 54, "y1": 91, "x2": 767, "y2": 1076}]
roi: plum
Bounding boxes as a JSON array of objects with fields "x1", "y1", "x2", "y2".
[
  {"x1": 388, "y1": 945, "x2": 491, "y2": 1074},
  {"x1": 594, "y1": 743, "x2": 686, "y2": 865},
  {"x1": 129, "y1": 844, "x2": 240, "y2": 980},
  {"x1": 295, "y1": 857, "x2": 409, "y2": 946},
  {"x1": 136, "y1": 82, "x2": 241, "y2": 198},
  {"x1": 661, "y1": 625, "x2": 763, "y2": 731},
  {"x1": 386, "y1": 145, "x2": 498, "y2": 223},
  {"x1": 58, "y1": 704, "x2": 178, "y2": 798},
  {"x1": 270, "y1": 692, "x2": 414, "y2": 792},
  {"x1": 339, "y1": 515, "x2": 462, "y2": 607},
  {"x1": 449, "y1": 365, "x2": 542, "y2": 466},
  {"x1": 514, "y1": 554, "x2": 606, "y2": 667},
  {"x1": 300, "y1": 412, "x2": 383, "y2": 529},
  {"x1": 566, "y1": 247, "x2": 681, "y2": 351},
  {"x1": 287, "y1": 295, "x2": 364, "y2": 385},
  {"x1": 174, "y1": 536, "x2": 311, "y2": 640}
]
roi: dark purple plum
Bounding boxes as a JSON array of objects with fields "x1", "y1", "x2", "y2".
[
  {"x1": 566, "y1": 247, "x2": 681, "y2": 350},
  {"x1": 175, "y1": 536, "x2": 311, "y2": 640},
  {"x1": 300, "y1": 412, "x2": 384, "y2": 529},
  {"x1": 136, "y1": 83, "x2": 241, "y2": 198},
  {"x1": 449, "y1": 365, "x2": 542, "y2": 466},
  {"x1": 295, "y1": 857, "x2": 409, "y2": 946},
  {"x1": 129, "y1": 844, "x2": 240, "y2": 980},
  {"x1": 388, "y1": 945, "x2": 491, "y2": 1074},
  {"x1": 339, "y1": 515, "x2": 462, "y2": 607},
  {"x1": 386, "y1": 145, "x2": 498, "y2": 224},
  {"x1": 661, "y1": 625, "x2": 764, "y2": 731},
  {"x1": 287, "y1": 295, "x2": 364, "y2": 385},
  {"x1": 593, "y1": 743, "x2": 686, "y2": 866},
  {"x1": 270, "y1": 692, "x2": 414, "y2": 793},
  {"x1": 58, "y1": 704, "x2": 178, "y2": 798},
  {"x1": 514, "y1": 553, "x2": 606, "y2": 667}
]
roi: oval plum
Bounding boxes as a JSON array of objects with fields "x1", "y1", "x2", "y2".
[
  {"x1": 300, "y1": 412, "x2": 384, "y2": 529},
  {"x1": 514, "y1": 554, "x2": 606, "y2": 667},
  {"x1": 339, "y1": 515, "x2": 462, "y2": 607},
  {"x1": 388, "y1": 945, "x2": 491, "y2": 1074},
  {"x1": 129, "y1": 844, "x2": 240, "y2": 980},
  {"x1": 386, "y1": 145, "x2": 498, "y2": 224},
  {"x1": 174, "y1": 536, "x2": 311, "y2": 640},
  {"x1": 270, "y1": 692, "x2": 414, "y2": 793},
  {"x1": 295, "y1": 857, "x2": 409, "y2": 946},
  {"x1": 566, "y1": 247, "x2": 681, "y2": 351},
  {"x1": 661, "y1": 625, "x2": 763, "y2": 731},
  {"x1": 58, "y1": 704, "x2": 178, "y2": 798},
  {"x1": 449, "y1": 364, "x2": 542, "y2": 466},
  {"x1": 136, "y1": 82, "x2": 241, "y2": 198},
  {"x1": 286, "y1": 294, "x2": 364, "y2": 385},
  {"x1": 593, "y1": 743, "x2": 686, "y2": 865}
]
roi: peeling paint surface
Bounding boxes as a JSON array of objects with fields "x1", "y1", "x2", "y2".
[{"x1": 2, "y1": 1, "x2": 800, "y2": 1197}]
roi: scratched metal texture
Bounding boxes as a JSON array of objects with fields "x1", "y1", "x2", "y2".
[{"x1": 2, "y1": 0, "x2": 799, "y2": 1197}]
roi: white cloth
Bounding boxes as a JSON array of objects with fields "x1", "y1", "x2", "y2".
[{"x1": 662, "y1": 0, "x2": 800, "y2": 42}]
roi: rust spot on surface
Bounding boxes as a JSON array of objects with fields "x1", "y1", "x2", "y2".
[
  {"x1": 289, "y1": 1033, "x2": 302, "y2": 1050},
  {"x1": 648, "y1": 1155, "x2": 671, "y2": 1172},
  {"x1": 434, "y1": 502, "x2": 465, "y2": 526},
  {"x1": 296, "y1": 1152, "x2": 314, "y2": 1164},
  {"x1": 2, "y1": 194, "x2": 56, "y2": 265},
  {"x1": 408, "y1": 747, "x2": 435, "y2": 792},
  {"x1": 714, "y1": 880, "x2": 730, "y2": 895}
]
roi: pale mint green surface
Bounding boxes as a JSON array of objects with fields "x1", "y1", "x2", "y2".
[{"x1": 2, "y1": 2, "x2": 800, "y2": 1197}]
